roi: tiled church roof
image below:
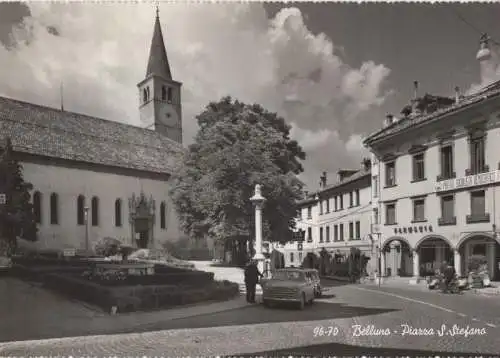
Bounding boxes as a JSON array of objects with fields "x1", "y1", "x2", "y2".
[
  {"x1": 364, "y1": 80, "x2": 500, "y2": 146},
  {"x1": 0, "y1": 96, "x2": 184, "y2": 175}
]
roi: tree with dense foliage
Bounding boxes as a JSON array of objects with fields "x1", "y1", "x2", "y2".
[
  {"x1": 0, "y1": 138, "x2": 37, "y2": 254},
  {"x1": 170, "y1": 97, "x2": 306, "y2": 264}
]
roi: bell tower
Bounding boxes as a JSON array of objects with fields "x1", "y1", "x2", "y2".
[{"x1": 137, "y1": 7, "x2": 183, "y2": 144}]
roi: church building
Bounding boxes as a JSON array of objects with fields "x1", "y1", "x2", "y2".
[{"x1": 0, "y1": 10, "x2": 184, "y2": 252}]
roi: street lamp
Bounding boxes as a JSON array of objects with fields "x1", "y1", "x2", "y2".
[
  {"x1": 250, "y1": 184, "x2": 266, "y2": 275},
  {"x1": 84, "y1": 206, "x2": 89, "y2": 251}
]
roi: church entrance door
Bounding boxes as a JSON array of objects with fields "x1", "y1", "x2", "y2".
[{"x1": 137, "y1": 231, "x2": 148, "y2": 249}]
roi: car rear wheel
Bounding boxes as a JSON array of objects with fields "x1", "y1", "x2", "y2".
[
  {"x1": 298, "y1": 293, "x2": 305, "y2": 310},
  {"x1": 263, "y1": 299, "x2": 270, "y2": 308}
]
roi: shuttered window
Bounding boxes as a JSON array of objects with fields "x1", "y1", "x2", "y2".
[
  {"x1": 441, "y1": 195, "x2": 454, "y2": 220},
  {"x1": 470, "y1": 190, "x2": 486, "y2": 216},
  {"x1": 413, "y1": 198, "x2": 425, "y2": 222},
  {"x1": 385, "y1": 203, "x2": 396, "y2": 224}
]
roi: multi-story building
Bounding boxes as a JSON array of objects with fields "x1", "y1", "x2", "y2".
[
  {"x1": 363, "y1": 35, "x2": 500, "y2": 281},
  {"x1": 281, "y1": 161, "x2": 376, "y2": 272}
]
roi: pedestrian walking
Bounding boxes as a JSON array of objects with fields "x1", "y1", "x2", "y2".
[{"x1": 244, "y1": 259, "x2": 263, "y2": 303}]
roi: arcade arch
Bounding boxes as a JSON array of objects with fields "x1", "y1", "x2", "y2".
[
  {"x1": 456, "y1": 233, "x2": 500, "y2": 280},
  {"x1": 415, "y1": 235, "x2": 453, "y2": 277},
  {"x1": 381, "y1": 237, "x2": 413, "y2": 277}
]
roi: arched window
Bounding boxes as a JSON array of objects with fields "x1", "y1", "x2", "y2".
[
  {"x1": 161, "y1": 86, "x2": 167, "y2": 101},
  {"x1": 33, "y1": 191, "x2": 42, "y2": 224},
  {"x1": 167, "y1": 87, "x2": 173, "y2": 102},
  {"x1": 143, "y1": 88, "x2": 148, "y2": 103},
  {"x1": 50, "y1": 193, "x2": 58, "y2": 225},
  {"x1": 160, "y1": 201, "x2": 166, "y2": 229},
  {"x1": 115, "y1": 199, "x2": 122, "y2": 227},
  {"x1": 77, "y1": 195, "x2": 85, "y2": 225},
  {"x1": 91, "y1": 196, "x2": 99, "y2": 226}
]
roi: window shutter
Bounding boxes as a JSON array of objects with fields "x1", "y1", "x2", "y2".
[{"x1": 471, "y1": 191, "x2": 485, "y2": 215}]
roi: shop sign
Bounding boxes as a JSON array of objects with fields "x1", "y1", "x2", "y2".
[{"x1": 436, "y1": 170, "x2": 500, "y2": 192}]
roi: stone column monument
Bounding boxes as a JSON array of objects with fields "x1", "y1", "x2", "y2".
[{"x1": 250, "y1": 184, "x2": 266, "y2": 274}]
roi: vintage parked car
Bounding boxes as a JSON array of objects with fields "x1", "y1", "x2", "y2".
[
  {"x1": 303, "y1": 268, "x2": 322, "y2": 297},
  {"x1": 261, "y1": 268, "x2": 316, "y2": 309}
]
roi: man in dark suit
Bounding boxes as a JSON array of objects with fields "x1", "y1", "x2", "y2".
[
  {"x1": 244, "y1": 259, "x2": 263, "y2": 303},
  {"x1": 444, "y1": 264, "x2": 456, "y2": 289}
]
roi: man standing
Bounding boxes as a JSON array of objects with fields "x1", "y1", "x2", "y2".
[
  {"x1": 244, "y1": 259, "x2": 263, "y2": 303},
  {"x1": 444, "y1": 263, "x2": 456, "y2": 289}
]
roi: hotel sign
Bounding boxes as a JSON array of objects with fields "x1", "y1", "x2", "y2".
[{"x1": 435, "y1": 170, "x2": 500, "y2": 192}]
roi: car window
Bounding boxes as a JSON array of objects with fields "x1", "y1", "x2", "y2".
[{"x1": 273, "y1": 271, "x2": 305, "y2": 281}]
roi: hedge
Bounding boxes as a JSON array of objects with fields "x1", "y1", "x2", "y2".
[
  {"x1": 12, "y1": 264, "x2": 87, "y2": 281},
  {"x1": 12, "y1": 256, "x2": 96, "y2": 267},
  {"x1": 86, "y1": 271, "x2": 215, "y2": 286},
  {"x1": 43, "y1": 273, "x2": 239, "y2": 313},
  {"x1": 175, "y1": 248, "x2": 212, "y2": 261}
]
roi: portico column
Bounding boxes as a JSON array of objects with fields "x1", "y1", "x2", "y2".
[
  {"x1": 454, "y1": 248, "x2": 461, "y2": 277},
  {"x1": 392, "y1": 245, "x2": 398, "y2": 276},
  {"x1": 380, "y1": 250, "x2": 386, "y2": 276},
  {"x1": 412, "y1": 248, "x2": 420, "y2": 278},
  {"x1": 488, "y1": 242, "x2": 495, "y2": 278}
]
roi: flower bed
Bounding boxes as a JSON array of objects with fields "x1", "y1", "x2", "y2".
[{"x1": 43, "y1": 273, "x2": 239, "y2": 313}]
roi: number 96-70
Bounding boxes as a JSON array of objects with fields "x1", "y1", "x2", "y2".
[{"x1": 313, "y1": 325, "x2": 339, "y2": 337}]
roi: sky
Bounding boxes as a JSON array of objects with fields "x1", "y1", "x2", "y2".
[{"x1": 1, "y1": 1, "x2": 500, "y2": 191}]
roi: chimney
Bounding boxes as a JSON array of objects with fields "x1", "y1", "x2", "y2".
[
  {"x1": 320, "y1": 172, "x2": 327, "y2": 188},
  {"x1": 477, "y1": 33, "x2": 492, "y2": 62},
  {"x1": 411, "y1": 81, "x2": 420, "y2": 114},
  {"x1": 454, "y1": 86, "x2": 460, "y2": 104},
  {"x1": 362, "y1": 158, "x2": 371, "y2": 172},
  {"x1": 384, "y1": 114, "x2": 394, "y2": 127},
  {"x1": 477, "y1": 33, "x2": 496, "y2": 85}
]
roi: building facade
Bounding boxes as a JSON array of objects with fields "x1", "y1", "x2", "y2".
[
  {"x1": 280, "y1": 164, "x2": 376, "y2": 272},
  {"x1": 364, "y1": 35, "x2": 500, "y2": 281},
  {"x1": 0, "y1": 11, "x2": 184, "y2": 252}
]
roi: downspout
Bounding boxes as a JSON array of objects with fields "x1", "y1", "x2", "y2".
[{"x1": 493, "y1": 185, "x2": 497, "y2": 237}]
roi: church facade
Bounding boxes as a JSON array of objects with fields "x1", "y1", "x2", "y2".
[{"x1": 0, "y1": 11, "x2": 185, "y2": 252}]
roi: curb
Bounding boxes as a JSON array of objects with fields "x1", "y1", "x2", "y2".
[
  {"x1": 470, "y1": 289, "x2": 500, "y2": 296},
  {"x1": 166, "y1": 297, "x2": 255, "y2": 322},
  {"x1": 320, "y1": 276, "x2": 351, "y2": 282}
]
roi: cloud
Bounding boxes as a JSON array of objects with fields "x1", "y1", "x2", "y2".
[
  {"x1": 289, "y1": 127, "x2": 333, "y2": 151},
  {"x1": 0, "y1": 3, "x2": 391, "y2": 189}
]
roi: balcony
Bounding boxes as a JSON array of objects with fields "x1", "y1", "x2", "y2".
[
  {"x1": 438, "y1": 216, "x2": 457, "y2": 226},
  {"x1": 436, "y1": 172, "x2": 456, "y2": 182},
  {"x1": 465, "y1": 166, "x2": 489, "y2": 176},
  {"x1": 466, "y1": 213, "x2": 490, "y2": 224}
]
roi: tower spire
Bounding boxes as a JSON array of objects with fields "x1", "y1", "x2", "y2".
[{"x1": 146, "y1": 6, "x2": 172, "y2": 80}]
